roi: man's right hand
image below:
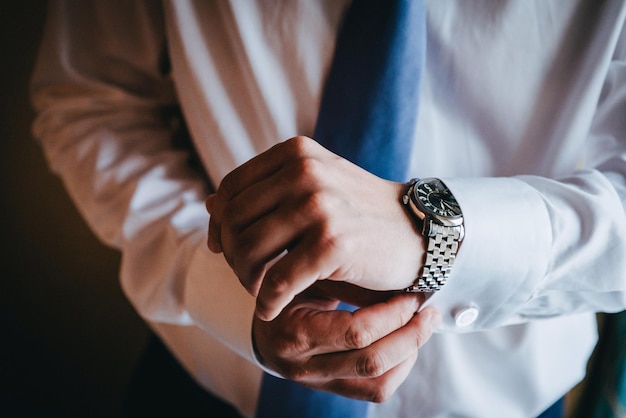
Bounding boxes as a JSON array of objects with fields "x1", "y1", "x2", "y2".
[{"x1": 252, "y1": 282, "x2": 441, "y2": 403}]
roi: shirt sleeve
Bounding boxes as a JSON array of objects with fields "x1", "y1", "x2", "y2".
[
  {"x1": 30, "y1": 0, "x2": 257, "y2": 362},
  {"x1": 428, "y1": 22, "x2": 626, "y2": 332}
]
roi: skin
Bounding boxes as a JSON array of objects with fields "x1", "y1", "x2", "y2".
[
  {"x1": 253, "y1": 282, "x2": 440, "y2": 402},
  {"x1": 206, "y1": 136, "x2": 425, "y2": 321}
]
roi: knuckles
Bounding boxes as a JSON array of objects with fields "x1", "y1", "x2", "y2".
[
  {"x1": 355, "y1": 350, "x2": 388, "y2": 379},
  {"x1": 267, "y1": 336, "x2": 314, "y2": 381},
  {"x1": 301, "y1": 189, "x2": 333, "y2": 219},
  {"x1": 271, "y1": 324, "x2": 311, "y2": 360},
  {"x1": 291, "y1": 152, "x2": 324, "y2": 181},
  {"x1": 280, "y1": 364, "x2": 312, "y2": 382},
  {"x1": 263, "y1": 271, "x2": 293, "y2": 297},
  {"x1": 282, "y1": 135, "x2": 318, "y2": 157},
  {"x1": 343, "y1": 323, "x2": 375, "y2": 350},
  {"x1": 367, "y1": 385, "x2": 395, "y2": 404}
]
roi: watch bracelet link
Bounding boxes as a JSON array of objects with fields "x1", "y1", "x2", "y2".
[{"x1": 404, "y1": 221, "x2": 462, "y2": 293}]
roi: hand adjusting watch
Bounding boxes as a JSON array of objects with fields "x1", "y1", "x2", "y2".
[{"x1": 402, "y1": 178, "x2": 464, "y2": 292}]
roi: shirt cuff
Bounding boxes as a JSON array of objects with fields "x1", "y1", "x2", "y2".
[
  {"x1": 421, "y1": 177, "x2": 553, "y2": 332},
  {"x1": 185, "y1": 243, "x2": 259, "y2": 362}
]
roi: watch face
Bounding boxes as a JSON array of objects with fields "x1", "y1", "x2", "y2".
[{"x1": 414, "y1": 178, "x2": 462, "y2": 218}]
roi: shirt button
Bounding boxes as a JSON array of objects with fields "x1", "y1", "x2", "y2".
[{"x1": 454, "y1": 306, "x2": 479, "y2": 327}]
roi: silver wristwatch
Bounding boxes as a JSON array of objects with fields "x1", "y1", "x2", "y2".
[{"x1": 402, "y1": 178, "x2": 464, "y2": 292}]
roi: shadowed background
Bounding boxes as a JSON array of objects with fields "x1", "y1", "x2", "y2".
[{"x1": 0, "y1": 3, "x2": 149, "y2": 416}]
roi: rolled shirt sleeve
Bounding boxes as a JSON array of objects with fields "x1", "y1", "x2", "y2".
[{"x1": 30, "y1": 0, "x2": 259, "y2": 363}]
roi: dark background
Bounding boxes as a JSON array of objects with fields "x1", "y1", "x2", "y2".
[{"x1": 0, "y1": 2, "x2": 149, "y2": 416}]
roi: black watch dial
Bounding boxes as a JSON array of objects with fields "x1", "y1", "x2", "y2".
[{"x1": 414, "y1": 178, "x2": 462, "y2": 218}]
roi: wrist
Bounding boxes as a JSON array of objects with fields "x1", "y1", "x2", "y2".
[{"x1": 392, "y1": 181, "x2": 426, "y2": 288}]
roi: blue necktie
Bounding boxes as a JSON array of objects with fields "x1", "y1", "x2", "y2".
[{"x1": 256, "y1": 1, "x2": 425, "y2": 417}]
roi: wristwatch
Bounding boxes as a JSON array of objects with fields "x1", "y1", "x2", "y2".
[{"x1": 402, "y1": 178, "x2": 464, "y2": 292}]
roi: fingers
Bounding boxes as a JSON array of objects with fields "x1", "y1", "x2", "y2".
[
  {"x1": 207, "y1": 136, "x2": 325, "y2": 253},
  {"x1": 257, "y1": 294, "x2": 421, "y2": 369},
  {"x1": 308, "y1": 294, "x2": 422, "y2": 355},
  {"x1": 255, "y1": 294, "x2": 432, "y2": 369},
  {"x1": 271, "y1": 306, "x2": 442, "y2": 403},
  {"x1": 309, "y1": 308, "x2": 440, "y2": 403},
  {"x1": 210, "y1": 172, "x2": 332, "y2": 298},
  {"x1": 254, "y1": 294, "x2": 421, "y2": 374},
  {"x1": 208, "y1": 136, "x2": 356, "y2": 308},
  {"x1": 207, "y1": 141, "x2": 285, "y2": 253},
  {"x1": 322, "y1": 351, "x2": 418, "y2": 403},
  {"x1": 254, "y1": 228, "x2": 342, "y2": 320},
  {"x1": 304, "y1": 307, "x2": 441, "y2": 381}
]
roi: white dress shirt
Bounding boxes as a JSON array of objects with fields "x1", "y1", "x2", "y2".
[{"x1": 31, "y1": 1, "x2": 626, "y2": 417}]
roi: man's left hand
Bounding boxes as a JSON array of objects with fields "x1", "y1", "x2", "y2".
[{"x1": 207, "y1": 136, "x2": 423, "y2": 321}]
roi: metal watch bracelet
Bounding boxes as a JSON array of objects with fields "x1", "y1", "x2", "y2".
[{"x1": 404, "y1": 221, "x2": 462, "y2": 292}]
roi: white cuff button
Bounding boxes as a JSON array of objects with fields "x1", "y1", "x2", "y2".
[{"x1": 454, "y1": 306, "x2": 479, "y2": 328}]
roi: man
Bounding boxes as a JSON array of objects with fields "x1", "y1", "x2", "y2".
[{"x1": 31, "y1": 1, "x2": 626, "y2": 417}]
